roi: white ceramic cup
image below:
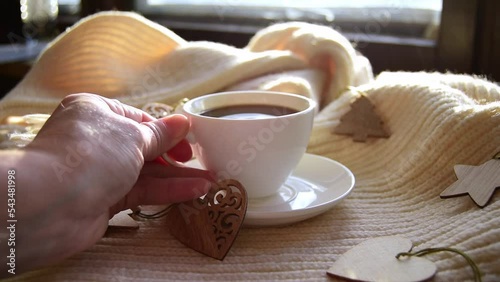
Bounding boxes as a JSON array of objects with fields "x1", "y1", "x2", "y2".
[{"x1": 182, "y1": 91, "x2": 316, "y2": 198}]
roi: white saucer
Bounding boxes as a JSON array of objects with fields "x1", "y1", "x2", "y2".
[{"x1": 185, "y1": 153, "x2": 355, "y2": 227}]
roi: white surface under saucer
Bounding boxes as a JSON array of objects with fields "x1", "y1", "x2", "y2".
[{"x1": 185, "y1": 153, "x2": 355, "y2": 227}]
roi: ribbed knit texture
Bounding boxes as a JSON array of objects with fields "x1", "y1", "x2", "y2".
[{"x1": 2, "y1": 12, "x2": 499, "y2": 282}]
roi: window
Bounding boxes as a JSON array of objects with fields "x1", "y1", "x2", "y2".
[
  {"x1": 58, "y1": 0, "x2": 80, "y2": 15},
  {"x1": 136, "y1": 0, "x2": 442, "y2": 40}
]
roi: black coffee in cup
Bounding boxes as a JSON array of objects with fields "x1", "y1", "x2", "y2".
[{"x1": 200, "y1": 104, "x2": 297, "y2": 119}]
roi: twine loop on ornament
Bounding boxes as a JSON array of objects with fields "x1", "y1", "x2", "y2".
[
  {"x1": 396, "y1": 247, "x2": 482, "y2": 282},
  {"x1": 133, "y1": 205, "x2": 174, "y2": 220}
]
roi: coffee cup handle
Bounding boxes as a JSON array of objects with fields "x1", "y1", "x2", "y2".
[{"x1": 154, "y1": 153, "x2": 215, "y2": 181}]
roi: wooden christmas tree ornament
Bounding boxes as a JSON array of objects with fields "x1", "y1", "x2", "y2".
[
  {"x1": 440, "y1": 155, "x2": 500, "y2": 208},
  {"x1": 165, "y1": 179, "x2": 248, "y2": 260},
  {"x1": 334, "y1": 94, "x2": 390, "y2": 142}
]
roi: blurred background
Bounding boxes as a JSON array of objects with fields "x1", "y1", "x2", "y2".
[{"x1": 0, "y1": 0, "x2": 498, "y2": 97}]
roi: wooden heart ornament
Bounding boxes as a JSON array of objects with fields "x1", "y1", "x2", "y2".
[
  {"x1": 165, "y1": 179, "x2": 247, "y2": 260},
  {"x1": 327, "y1": 236, "x2": 437, "y2": 282}
]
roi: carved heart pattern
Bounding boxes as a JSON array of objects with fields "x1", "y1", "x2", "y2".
[{"x1": 165, "y1": 179, "x2": 248, "y2": 260}]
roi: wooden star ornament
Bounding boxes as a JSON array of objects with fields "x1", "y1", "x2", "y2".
[{"x1": 440, "y1": 158, "x2": 500, "y2": 208}]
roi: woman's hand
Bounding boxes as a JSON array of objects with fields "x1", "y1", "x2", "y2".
[{"x1": 1, "y1": 93, "x2": 211, "y2": 275}]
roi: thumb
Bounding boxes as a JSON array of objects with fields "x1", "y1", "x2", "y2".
[{"x1": 139, "y1": 114, "x2": 189, "y2": 161}]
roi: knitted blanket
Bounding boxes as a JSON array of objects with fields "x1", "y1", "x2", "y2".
[{"x1": 2, "y1": 12, "x2": 499, "y2": 282}]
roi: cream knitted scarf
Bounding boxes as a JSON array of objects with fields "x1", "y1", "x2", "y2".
[{"x1": 2, "y1": 12, "x2": 500, "y2": 282}]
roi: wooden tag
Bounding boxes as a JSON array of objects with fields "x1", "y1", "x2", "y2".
[
  {"x1": 441, "y1": 159, "x2": 500, "y2": 207},
  {"x1": 108, "y1": 209, "x2": 139, "y2": 229},
  {"x1": 334, "y1": 95, "x2": 390, "y2": 142},
  {"x1": 327, "y1": 236, "x2": 436, "y2": 282},
  {"x1": 165, "y1": 179, "x2": 247, "y2": 260}
]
